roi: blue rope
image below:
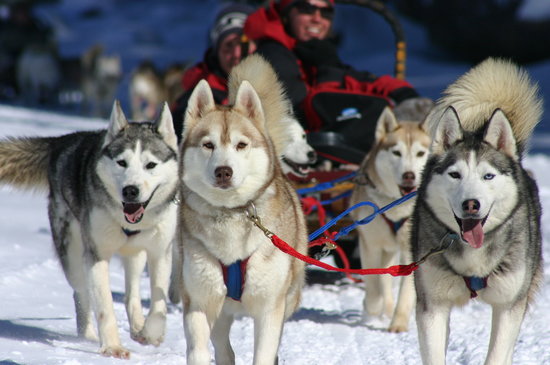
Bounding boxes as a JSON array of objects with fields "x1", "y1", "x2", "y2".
[
  {"x1": 308, "y1": 191, "x2": 418, "y2": 241},
  {"x1": 296, "y1": 172, "x2": 357, "y2": 195}
]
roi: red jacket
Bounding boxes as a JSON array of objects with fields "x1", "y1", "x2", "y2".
[
  {"x1": 180, "y1": 49, "x2": 229, "y2": 105},
  {"x1": 244, "y1": 2, "x2": 418, "y2": 130},
  {"x1": 170, "y1": 49, "x2": 229, "y2": 141}
]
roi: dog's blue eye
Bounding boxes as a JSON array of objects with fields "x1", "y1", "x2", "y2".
[
  {"x1": 449, "y1": 171, "x2": 461, "y2": 179},
  {"x1": 484, "y1": 173, "x2": 495, "y2": 180},
  {"x1": 117, "y1": 160, "x2": 127, "y2": 168},
  {"x1": 146, "y1": 162, "x2": 157, "y2": 169},
  {"x1": 203, "y1": 142, "x2": 214, "y2": 150}
]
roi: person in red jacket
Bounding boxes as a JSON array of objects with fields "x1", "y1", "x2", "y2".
[
  {"x1": 245, "y1": 0, "x2": 428, "y2": 163},
  {"x1": 171, "y1": 4, "x2": 256, "y2": 140}
]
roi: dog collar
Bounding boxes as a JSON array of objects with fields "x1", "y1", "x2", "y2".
[
  {"x1": 463, "y1": 276, "x2": 488, "y2": 298},
  {"x1": 220, "y1": 258, "x2": 250, "y2": 301}
]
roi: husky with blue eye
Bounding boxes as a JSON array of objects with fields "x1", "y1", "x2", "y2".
[{"x1": 411, "y1": 58, "x2": 543, "y2": 365}]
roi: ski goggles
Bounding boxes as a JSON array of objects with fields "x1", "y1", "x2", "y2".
[{"x1": 293, "y1": 1, "x2": 335, "y2": 20}]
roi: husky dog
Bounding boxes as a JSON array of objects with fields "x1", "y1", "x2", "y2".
[
  {"x1": 81, "y1": 45, "x2": 123, "y2": 118},
  {"x1": 16, "y1": 43, "x2": 61, "y2": 105},
  {"x1": 163, "y1": 62, "x2": 186, "y2": 106},
  {"x1": 349, "y1": 104, "x2": 432, "y2": 333},
  {"x1": 0, "y1": 102, "x2": 179, "y2": 358},
  {"x1": 129, "y1": 60, "x2": 168, "y2": 121},
  {"x1": 177, "y1": 54, "x2": 307, "y2": 365},
  {"x1": 280, "y1": 117, "x2": 317, "y2": 177},
  {"x1": 411, "y1": 58, "x2": 543, "y2": 365}
]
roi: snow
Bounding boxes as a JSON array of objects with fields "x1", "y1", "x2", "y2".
[
  {"x1": 1, "y1": 1, "x2": 550, "y2": 364},
  {"x1": 1, "y1": 113, "x2": 550, "y2": 365}
]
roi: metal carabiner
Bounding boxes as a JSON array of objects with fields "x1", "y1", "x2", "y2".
[{"x1": 245, "y1": 201, "x2": 274, "y2": 238}]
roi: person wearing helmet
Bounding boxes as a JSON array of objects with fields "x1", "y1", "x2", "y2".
[{"x1": 171, "y1": 3, "x2": 256, "y2": 140}]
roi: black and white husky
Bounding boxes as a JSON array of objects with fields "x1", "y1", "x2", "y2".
[
  {"x1": 411, "y1": 58, "x2": 543, "y2": 365},
  {"x1": 0, "y1": 102, "x2": 179, "y2": 358}
]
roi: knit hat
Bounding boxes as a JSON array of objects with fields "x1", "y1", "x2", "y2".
[
  {"x1": 209, "y1": 4, "x2": 254, "y2": 52},
  {"x1": 277, "y1": 0, "x2": 334, "y2": 13}
]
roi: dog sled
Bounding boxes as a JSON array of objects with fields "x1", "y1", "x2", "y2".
[{"x1": 289, "y1": 0, "x2": 413, "y2": 276}]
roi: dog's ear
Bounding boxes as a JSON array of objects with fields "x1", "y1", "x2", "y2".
[
  {"x1": 484, "y1": 109, "x2": 518, "y2": 159},
  {"x1": 156, "y1": 102, "x2": 178, "y2": 151},
  {"x1": 105, "y1": 100, "x2": 129, "y2": 145},
  {"x1": 234, "y1": 80, "x2": 265, "y2": 128},
  {"x1": 184, "y1": 79, "x2": 216, "y2": 132},
  {"x1": 432, "y1": 106, "x2": 463, "y2": 154},
  {"x1": 375, "y1": 107, "x2": 399, "y2": 142}
]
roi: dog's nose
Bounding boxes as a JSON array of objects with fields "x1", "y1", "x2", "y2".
[
  {"x1": 462, "y1": 199, "x2": 480, "y2": 214},
  {"x1": 215, "y1": 166, "x2": 233, "y2": 186},
  {"x1": 307, "y1": 150, "x2": 317, "y2": 163},
  {"x1": 402, "y1": 171, "x2": 415, "y2": 184},
  {"x1": 122, "y1": 185, "x2": 140, "y2": 201}
]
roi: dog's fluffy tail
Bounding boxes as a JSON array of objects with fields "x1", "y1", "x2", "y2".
[
  {"x1": 0, "y1": 137, "x2": 52, "y2": 191},
  {"x1": 428, "y1": 58, "x2": 543, "y2": 153},
  {"x1": 227, "y1": 54, "x2": 295, "y2": 156}
]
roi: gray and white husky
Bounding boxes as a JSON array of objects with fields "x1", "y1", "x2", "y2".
[
  {"x1": 411, "y1": 58, "x2": 543, "y2": 365},
  {"x1": 0, "y1": 102, "x2": 179, "y2": 358}
]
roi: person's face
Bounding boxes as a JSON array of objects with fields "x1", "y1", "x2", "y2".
[
  {"x1": 287, "y1": 0, "x2": 333, "y2": 42},
  {"x1": 217, "y1": 32, "x2": 257, "y2": 75}
]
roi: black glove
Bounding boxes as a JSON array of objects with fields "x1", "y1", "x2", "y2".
[{"x1": 294, "y1": 39, "x2": 341, "y2": 67}]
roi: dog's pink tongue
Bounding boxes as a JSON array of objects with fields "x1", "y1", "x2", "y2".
[
  {"x1": 462, "y1": 219, "x2": 484, "y2": 248},
  {"x1": 124, "y1": 204, "x2": 145, "y2": 224}
]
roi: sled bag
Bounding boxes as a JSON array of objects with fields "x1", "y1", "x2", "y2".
[{"x1": 304, "y1": 90, "x2": 389, "y2": 164}]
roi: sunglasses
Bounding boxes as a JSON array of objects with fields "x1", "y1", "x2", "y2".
[{"x1": 294, "y1": 1, "x2": 334, "y2": 20}]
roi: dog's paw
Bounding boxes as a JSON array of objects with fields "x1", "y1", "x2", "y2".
[
  {"x1": 132, "y1": 312, "x2": 166, "y2": 346},
  {"x1": 132, "y1": 331, "x2": 165, "y2": 347},
  {"x1": 361, "y1": 313, "x2": 390, "y2": 330},
  {"x1": 100, "y1": 345, "x2": 130, "y2": 359},
  {"x1": 388, "y1": 318, "x2": 409, "y2": 333},
  {"x1": 78, "y1": 326, "x2": 99, "y2": 342}
]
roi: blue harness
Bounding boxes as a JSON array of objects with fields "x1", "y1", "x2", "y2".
[
  {"x1": 220, "y1": 259, "x2": 249, "y2": 301},
  {"x1": 464, "y1": 276, "x2": 488, "y2": 298},
  {"x1": 122, "y1": 228, "x2": 141, "y2": 237},
  {"x1": 381, "y1": 214, "x2": 408, "y2": 234}
]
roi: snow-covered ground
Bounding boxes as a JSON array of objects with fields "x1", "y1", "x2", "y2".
[
  {"x1": 2, "y1": 0, "x2": 550, "y2": 364},
  {"x1": 0, "y1": 105, "x2": 549, "y2": 365}
]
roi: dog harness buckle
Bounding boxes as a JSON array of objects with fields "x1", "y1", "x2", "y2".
[{"x1": 245, "y1": 201, "x2": 274, "y2": 238}]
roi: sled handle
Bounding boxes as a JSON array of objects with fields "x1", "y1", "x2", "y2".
[{"x1": 334, "y1": 0, "x2": 406, "y2": 80}]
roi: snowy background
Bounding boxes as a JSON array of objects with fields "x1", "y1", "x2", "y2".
[{"x1": 1, "y1": 0, "x2": 550, "y2": 364}]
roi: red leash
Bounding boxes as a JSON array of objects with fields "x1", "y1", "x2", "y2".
[
  {"x1": 272, "y1": 234, "x2": 419, "y2": 276},
  {"x1": 246, "y1": 201, "x2": 451, "y2": 278},
  {"x1": 301, "y1": 197, "x2": 359, "y2": 281}
]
